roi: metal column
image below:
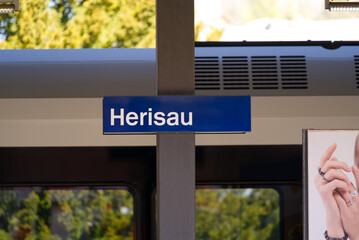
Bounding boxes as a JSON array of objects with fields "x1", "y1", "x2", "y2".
[{"x1": 156, "y1": 0, "x2": 195, "y2": 239}]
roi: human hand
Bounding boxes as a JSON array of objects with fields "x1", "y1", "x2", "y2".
[
  {"x1": 315, "y1": 143, "x2": 352, "y2": 238},
  {"x1": 335, "y1": 165, "x2": 359, "y2": 240}
]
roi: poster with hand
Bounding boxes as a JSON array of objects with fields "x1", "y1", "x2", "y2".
[{"x1": 305, "y1": 130, "x2": 359, "y2": 240}]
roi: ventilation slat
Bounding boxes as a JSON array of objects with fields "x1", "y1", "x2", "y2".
[
  {"x1": 223, "y1": 64, "x2": 248, "y2": 66},
  {"x1": 252, "y1": 56, "x2": 276, "y2": 58},
  {"x1": 253, "y1": 71, "x2": 277, "y2": 73},
  {"x1": 195, "y1": 79, "x2": 220, "y2": 82},
  {"x1": 195, "y1": 88, "x2": 220, "y2": 90},
  {"x1": 222, "y1": 56, "x2": 247, "y2": 59},
  {"x1": 280, "y1": 59, "x2": 306, "y2": 62},
  {"x1": 280, "y1": 55, "x2": 305, "y2": 58},
  {"x1": 222, "y1": 65, "x2": 248, "y2": 70},
  {"x1": 282, "y1": 74, "x2": 307, "y2": 77},
  {"x1": 250, "y1": 56, "x2": 279, "y2": 90},
  {"x1": 282, "y1": 78, "x2": 307, "y2": 81},
  {"x1": 224, "y1": 83, "x2": 249, "y2": 86},
  {"x1": 195, "y1": 75, "x2": 220, "y2": 78},
  {"x1": 195, "y1": 71, "x2": 220, "y2": 74},
  {"x1": 223, "y1": 79, "x2": 249, "y2": 82},
  {"x1": 281, "y1": 62, "x2": 306, "y2": 64},
  {"x1": 252, "y1": 63, "x2": 277, "y2": 66},
  {"x1": 223, "y1": 71, "x2": 248, "y2": 73},
  {"x1": 282, "y1": 86, "x2": 307, "y2": 89},
  {"x1": 195, "y1": 54, "x2": 309, "y2": 92},
  {"x1": 253, "y1": 79, "x2": 278, "y2": 82},
  {"x1": 224, "y1": 86, "x2": 250, "y2": 90},
  {"x1": 281, "y1": 67, "x2": 306, "y2": 69},
  {"x1": 222, "y1": 56, "x2": 250, "y2": 90},
  {"x1": 281, "y1": 70, "x2": 306, "y2": 73},
  {"x1": 224, "y1": 75, "x2": 249, "y2": 78},
  {"x1": 196, "y1": 83, "x2": 220, "y2": 86},
  {"x1": 253, "y1": 87, "x2": 278, "y2": 90},
  {"x1": 195, "y1": 56, "x2": 218, "y2": 59},
  {"x1": 252, "y1": 60, "x2": 277, "y2": 63},
  {"x1": 253, "y1": 75, "x2": 277, "y2": 78},
  {"x1": 195, "y1": 68, "x2": 219, "y2": 70},
  {"x1": 223, "y1": 60, "x2": 247, "y2": 62},
  {"x1": 280, "y1": 55, "x2": 308, "y2": 89},
  {"x1": 195, "y1": 57, "x2": 220, "y2": 90},
  {"x1": 282, "y1": 82, "x2": 307, "y2": 85}
]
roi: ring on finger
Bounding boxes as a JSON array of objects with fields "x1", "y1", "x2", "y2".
[
  {"x1": 318, "y1": 167, "x2": 325, "y2": 177},
  {"x1": 350, "y1": 189, "x2": 359, "y2": 197},
  {"x1": 347, "y1": 199, "x2": 354, "y2": 206}
]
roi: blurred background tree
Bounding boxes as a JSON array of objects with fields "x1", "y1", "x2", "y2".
[
  {"x1": 0, "y1": 0, "x2": 156, "y2": 49},
  {"x1": 196, "y1": 188, "x2": 279, "y2": 240},
  {"x1": 0, "y1": 188, "x2": 278, "y2": 239},
  {"x1": 0, "y1": 189, "x2": 134, "y2": 239}
]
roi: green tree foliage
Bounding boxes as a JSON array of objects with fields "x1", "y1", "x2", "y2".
[
  {"x1": 0, "y1": 0, "x2": 225, "y2": 47},
  {"x1": 0, "y1": 187, "x2": 279, "y2": 239},
  {"x1": 0, "y1": 189, "x2": 134, "y2": 239},
  {"x1": 0, "y1": 0, "x2": 156, "y2": 49},
  {"x1": 196, "y1": 188, "x2": 279, "y2": 240}
]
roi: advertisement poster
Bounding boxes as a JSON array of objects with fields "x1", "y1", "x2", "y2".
[{"x1": 305, "y1": 130, "x2": 359, "y2": 240}]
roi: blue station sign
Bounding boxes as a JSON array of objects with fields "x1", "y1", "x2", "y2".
[{"x1": 103, "y1": 96, "x2": 251, "y2": 134}]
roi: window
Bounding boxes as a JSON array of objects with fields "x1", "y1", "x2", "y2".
[
  {"x1": 0, "y1": 186, "x2": 134, "y2": 239},
  {"x1": 196, "y1": 186, "x2": 280, "y2": 240},
  {"x1": 0, "y1": 146, "x2": 303, "y2": 240}
]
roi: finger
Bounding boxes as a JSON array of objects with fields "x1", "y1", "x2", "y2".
[
  {"x1": 321, "y1": 179, "x2": 349, "y2": 197},
  {"x1": 330, "y1": 158, "x2": 355, "y2": 191},
  {"x1": 334, "y1": 192, "x2": 349, "y2": 217},
  {"x1": 314, "y1": 174, "x2": 325, "y2": 187},
  {"x1": 336, "y1": 188, "x2": 352, "y2": 204},
  {"x1": 320, "y1": 143, "x2": 337, "y2": 167},
  {"x1": 348, "y1": 182, "x2": 356, "y2": 193},
  {"x1": 324, "y1": 169, "x2": 352, "y2": 185},
  {"x1": 329, "y1": 158, "x2": 356, "y2": 193},
  {"x1": 352, "y1": 165, "x2": 359, "y2": 189},
  {"x1": 321, "y1": 160, "x2": 351, "y2": 173},
  {"x1": 315, "y1": 174, "x2": 331, "y2": 190}
]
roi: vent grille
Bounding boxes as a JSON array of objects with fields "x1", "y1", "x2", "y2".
[
  {"x1": 251, "y1": 56, "x2": 279, "y2": 90},
  {"x1": 194, "y1": 55, "x2": 308, "y2": 91},
  {"x1": 195, "y1": 56, "x2": 220, "y2": 90},
  {"x1": 280, "y1": 56, "x2": 308, "y2": 89},
  {"x1": 355, "y1": 55, "x2": 359, "y2": 88},
  {"x1": 222, "y1": 56, "x2": 249, "y2": 90}
]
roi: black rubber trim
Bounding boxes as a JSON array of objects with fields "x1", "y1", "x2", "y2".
[{"x1": 195, "y1": 41, "x2": 359, "y2": 50}]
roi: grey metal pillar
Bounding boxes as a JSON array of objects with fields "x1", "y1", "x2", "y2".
[{"x1": 156, "y1": 0, "x2": 195, "y2": 239}]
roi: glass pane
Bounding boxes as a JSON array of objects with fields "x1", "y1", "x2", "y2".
[
  {"x1": 195, "y1": 0, "x2": 359, "y2": 41},
  {"x1": 0, "y1": 187, "x2": 134, "y2": 239},
  {"x1": 196, "y1": 187, "x2": 280, "y2": 240},
  {"x1": 0, "y1": 0, "x2": 156, "y2": 49}
]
